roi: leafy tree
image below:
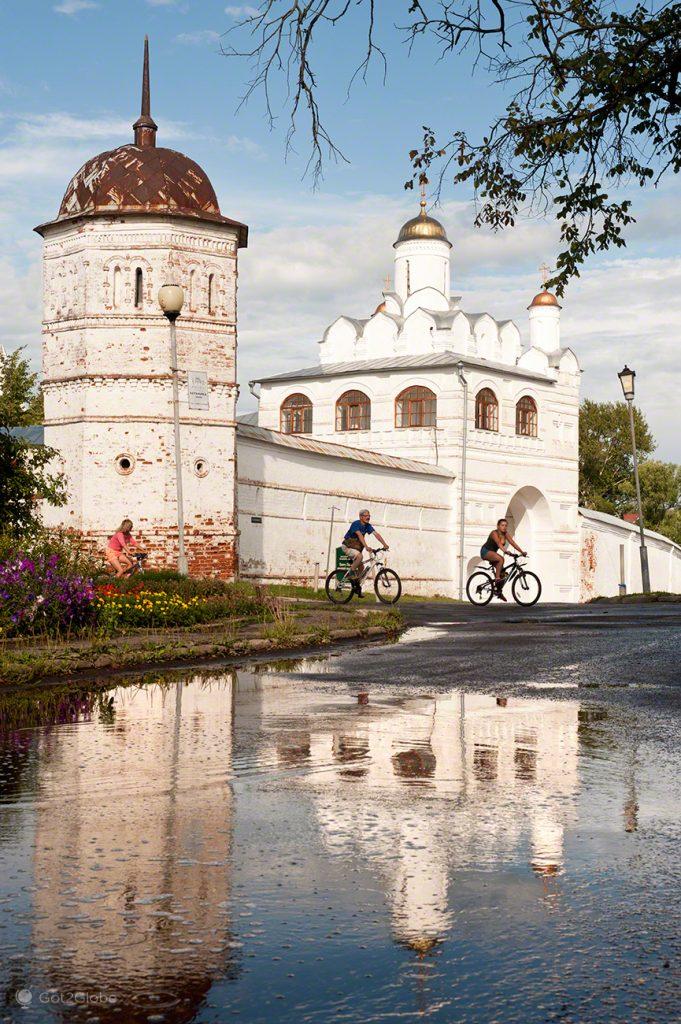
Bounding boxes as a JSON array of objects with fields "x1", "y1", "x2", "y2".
[
  {"x1": 631, "y1": 460, "x2": 681, "y2": 527},
  {"x1": 0, "y1": 349, "x2": 66, "y2": 534},
  {"x1": 579, "y1": 398, "x2": 655, "y2": 513},
  {"x1": 656, "y1": 508, "x2": 681, "y2": 546},
  {"x1": 225, "y1": 0, "x2": 680, "y2": 293}
]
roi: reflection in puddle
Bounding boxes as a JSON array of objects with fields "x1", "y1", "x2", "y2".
[{"x1": 0, "y1": 660, "x2": 677, "y2": 1023}]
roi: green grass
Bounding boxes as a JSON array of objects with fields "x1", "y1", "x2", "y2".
[
  {"x1": 589, "y1": 591, "x2": 681, "y2": 604},
  {"x1": 265, "y1": 582, "x2": 461, "y2": 603}
]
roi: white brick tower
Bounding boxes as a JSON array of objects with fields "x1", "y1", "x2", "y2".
[{"x1": 36, "y1": 39, "x2": 248, "y2": 577}]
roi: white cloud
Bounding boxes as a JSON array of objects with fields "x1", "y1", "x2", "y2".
[
  {"x1": 0, "y1": 255, "x2": 42, "y2": 361},
  {"x1": 0, "y1": 142, "x2": 93, "y2": 182},
  {"x1": 223, "y1": 134, "x2": 264, "y2": 158},
  {"x1": 225, "y1": 5, "x2": 259, "y2": 17},
  {"x1": 0, "y1": 112, "x2": 194, "y2": 185},
  {"x1": 176, "y1": 30, "x2": 221, "y2": 46},
  {"x1": 13, "y1": 111, "x2": 189, "y2": 142},
  {"x1": 53, "y1": 0, "x2": 97, "y2": 14}
]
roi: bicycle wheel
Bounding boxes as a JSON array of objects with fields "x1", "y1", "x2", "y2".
[
  {"x1": 512, "y1": 570, "x2": 542, "y2": 606},
  {"x1": 466, "y1": 571, "x2": 494, "y2": 606},
  {"x1": 374, "y1": 568, "x2": 402, "y2": 605},
  {"x1": 325, "y1": 569, "x2": 355, "y2": 605}
]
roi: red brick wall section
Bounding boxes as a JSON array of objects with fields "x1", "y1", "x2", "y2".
[{"x1": 81, "y1": 528, "x2": 238, "y2": 580}]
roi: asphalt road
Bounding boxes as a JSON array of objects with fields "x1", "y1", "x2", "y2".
[{"x1": 353, "y1": 599, "x2": 681, "y2": 694}]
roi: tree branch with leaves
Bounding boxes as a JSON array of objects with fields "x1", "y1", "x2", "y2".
[{"x1": 224, "y1": 0, "x2": 680, "y2": 292}]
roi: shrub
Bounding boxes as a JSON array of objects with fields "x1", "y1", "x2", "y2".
[{"x1": 0, "y1": 553, "x2": 96, "y2": 637}]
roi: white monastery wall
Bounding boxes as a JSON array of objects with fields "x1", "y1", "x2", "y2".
[
  {"x1": 579, "y1": 508, "x2": 681, "y2": 600},
  {"x1": 237, "y1": 426, "x2": 455, "y2": 594}
]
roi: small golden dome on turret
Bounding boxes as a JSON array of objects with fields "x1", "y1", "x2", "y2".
[
  {"x1": 395, "y1": 187, "x2": 450, "y2": 246},
  {"x1": 528, "y1": 290, "x2": 561, "y2": 309}
]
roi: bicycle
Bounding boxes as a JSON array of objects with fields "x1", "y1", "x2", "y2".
[
  {"x1": 325, "y1": 548, "x2": 402, "y2": 605},
  {"x1": 466, "y1": 553, "x2": 542, "y2": 606},
  {"x1": 126, "y1": 552, "x2": 148, "y2": 576}
]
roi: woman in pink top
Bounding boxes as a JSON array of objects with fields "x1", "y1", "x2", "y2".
[{"x1": 105, "y1": 519, "x2": 137, "y2": 578}]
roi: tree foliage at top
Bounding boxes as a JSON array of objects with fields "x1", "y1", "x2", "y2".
[
  {"x1": 224, "y1": 0, "x2": 680, "y2": 292},
  {"x1": 579, "y1": 399, "x2": 680, "y2": 543},
  {"x1": 0, "y1": 349, "x2": 66, "y2": 535}
]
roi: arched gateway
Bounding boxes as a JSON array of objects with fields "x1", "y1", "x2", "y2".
[{"x1": 505, "y1": 486, "x2": 555, "y2": 601}]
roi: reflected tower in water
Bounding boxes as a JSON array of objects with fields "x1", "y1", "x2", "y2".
[{"x1": 30, "y1": 674, "x2": 238, "y2": 1022}]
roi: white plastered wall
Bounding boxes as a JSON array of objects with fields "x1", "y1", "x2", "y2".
[
  {"x1": 579, "y1": 508, "x2": 681, "y2": 600},
  {"x1": 237, "y1": 431, "x2": 455, "y2": 594}
]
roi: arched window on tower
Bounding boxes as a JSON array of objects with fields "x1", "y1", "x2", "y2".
[
  {"x1": 336, "y1": 390, "x2": 371, "y2": 432},
  {"x1": 475, "y1": 388, "x2": 499, "y2": 431},
  {"x1": 207, "y1": 274, "x2": 215, "y2": 315},
  {"x1": 281, "y1": 393, "x2": 313, "y2": 434},
  {"x1": 134, "y1": 267, "x2": 143, "y2": 308},
  {"x1": 113, "y1": 266, "x2": 121, "y2": 309},
  {"x1": 516, "y1": 395, "x2": 538, "y2": 437},
  {"x1": 395, "y1": 386, "x2": 437, "y2": 428}
]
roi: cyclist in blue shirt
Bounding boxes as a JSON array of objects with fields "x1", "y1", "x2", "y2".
[{"x1": 341, "y1": 509, "x2": 389, "y2": 597}]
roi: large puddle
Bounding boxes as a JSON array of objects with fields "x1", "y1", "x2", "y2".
[{"x1": 0, "y1": 657, "x2": 678, "y2": 1022}]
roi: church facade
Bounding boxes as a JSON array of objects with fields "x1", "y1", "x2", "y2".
[
  {"x1": 252, "y1": 194, "x2": 582, "y2": 600},
  {"x1": 38, "y1": 42, "x2": 681, "y2": 601}
]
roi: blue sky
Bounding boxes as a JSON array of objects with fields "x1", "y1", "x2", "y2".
[{"x1": 1, "y1": 0, "x2": 679, "y2": 458}]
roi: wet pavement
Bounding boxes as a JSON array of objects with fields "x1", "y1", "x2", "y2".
[{"x1": 0, "y1": 603, "x2": 680, "y2": 1023}]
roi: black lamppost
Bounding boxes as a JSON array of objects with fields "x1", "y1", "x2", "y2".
[
  {"x1": 158, "y1": 284, "x2": 188, "y2": 575},
  {"x1": 618, "y1": 365, "x2": 650, "y2": 593}
]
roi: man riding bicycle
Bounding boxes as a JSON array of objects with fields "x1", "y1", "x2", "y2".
[{"x1": 342, "y1": 509, "x2": 389, "y2": 597}]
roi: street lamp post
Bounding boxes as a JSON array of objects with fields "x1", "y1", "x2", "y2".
[
  {"x1": 618, "y1": 365, "x2": 650, "y2": 594},
  {"x1": 159, "y1": 284, "x2": 188, "y2": 576},
  {"x1": 456, "y1": 361, "x2": 468, "y2": 600}
]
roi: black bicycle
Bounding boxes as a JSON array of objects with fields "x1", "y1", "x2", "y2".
[
  {"x1": 466, "y1": 553, "x2": 542, "y2": 606},
  {"x1": 126, "y1": 552, "x2": 148, "y2": 576},
  {"x1": 325, "y1": 548, "x2": 402, "y2": 605}
]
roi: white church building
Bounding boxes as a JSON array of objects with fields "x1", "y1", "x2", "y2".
[{"x1": 38, "y1": 42, "x2": 681, "y2": 601}]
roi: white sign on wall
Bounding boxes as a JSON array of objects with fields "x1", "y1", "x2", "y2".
[{"x1": 188, "y1": 371, "x2": 210, "y2": 410}]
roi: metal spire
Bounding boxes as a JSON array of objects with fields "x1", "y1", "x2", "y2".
[{"x1": 133, "y1": 35, "x2": 158, "y2": 147}]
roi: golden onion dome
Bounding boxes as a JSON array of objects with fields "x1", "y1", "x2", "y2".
[
  {"x1": 373, "y1": 300, "x2": 387, "y2": 314},
  {"x1": 395, "y1": 194, "x2": 450, "y2": 246},
  {"x1": 528, "y1": 289, "x2": 561, "y2": 309}
]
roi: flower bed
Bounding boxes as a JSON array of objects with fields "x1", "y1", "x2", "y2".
[
  {"x1": 94, "y1": 584, "x2": 254, "y2": 629},
  {"x1": 0, "y1": 554, "x2": 96, "y2": 637}
]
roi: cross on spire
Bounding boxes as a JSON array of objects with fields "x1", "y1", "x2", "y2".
[
  {"x1": 539, "y1": 262, "x2": 551, "y2": 287},
  {"x1": 419, "y1": 181, "x2": 427, "y2": 213},
  {"x1": 383, "y1": 274, "x2": 392, "y2": 292},
  {"x1": 133, "y1": 35, "x2": 158, "y2": 148}
]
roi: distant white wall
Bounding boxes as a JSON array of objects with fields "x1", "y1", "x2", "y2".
[
  {"x1": 237, "y1": 431, "x2": 455, "y2": 595},
  {"x1": 579, "y1": 508, "x2": 681, "y2": 599}
]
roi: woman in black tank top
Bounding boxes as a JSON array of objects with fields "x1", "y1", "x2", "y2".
[{"x1": 480, "y1": 518, "x2": 527, "y2": 599}]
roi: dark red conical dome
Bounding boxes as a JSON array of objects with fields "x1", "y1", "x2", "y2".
[{"x1": 36, "y1": 37, "x2": 247, "y2": 246}]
